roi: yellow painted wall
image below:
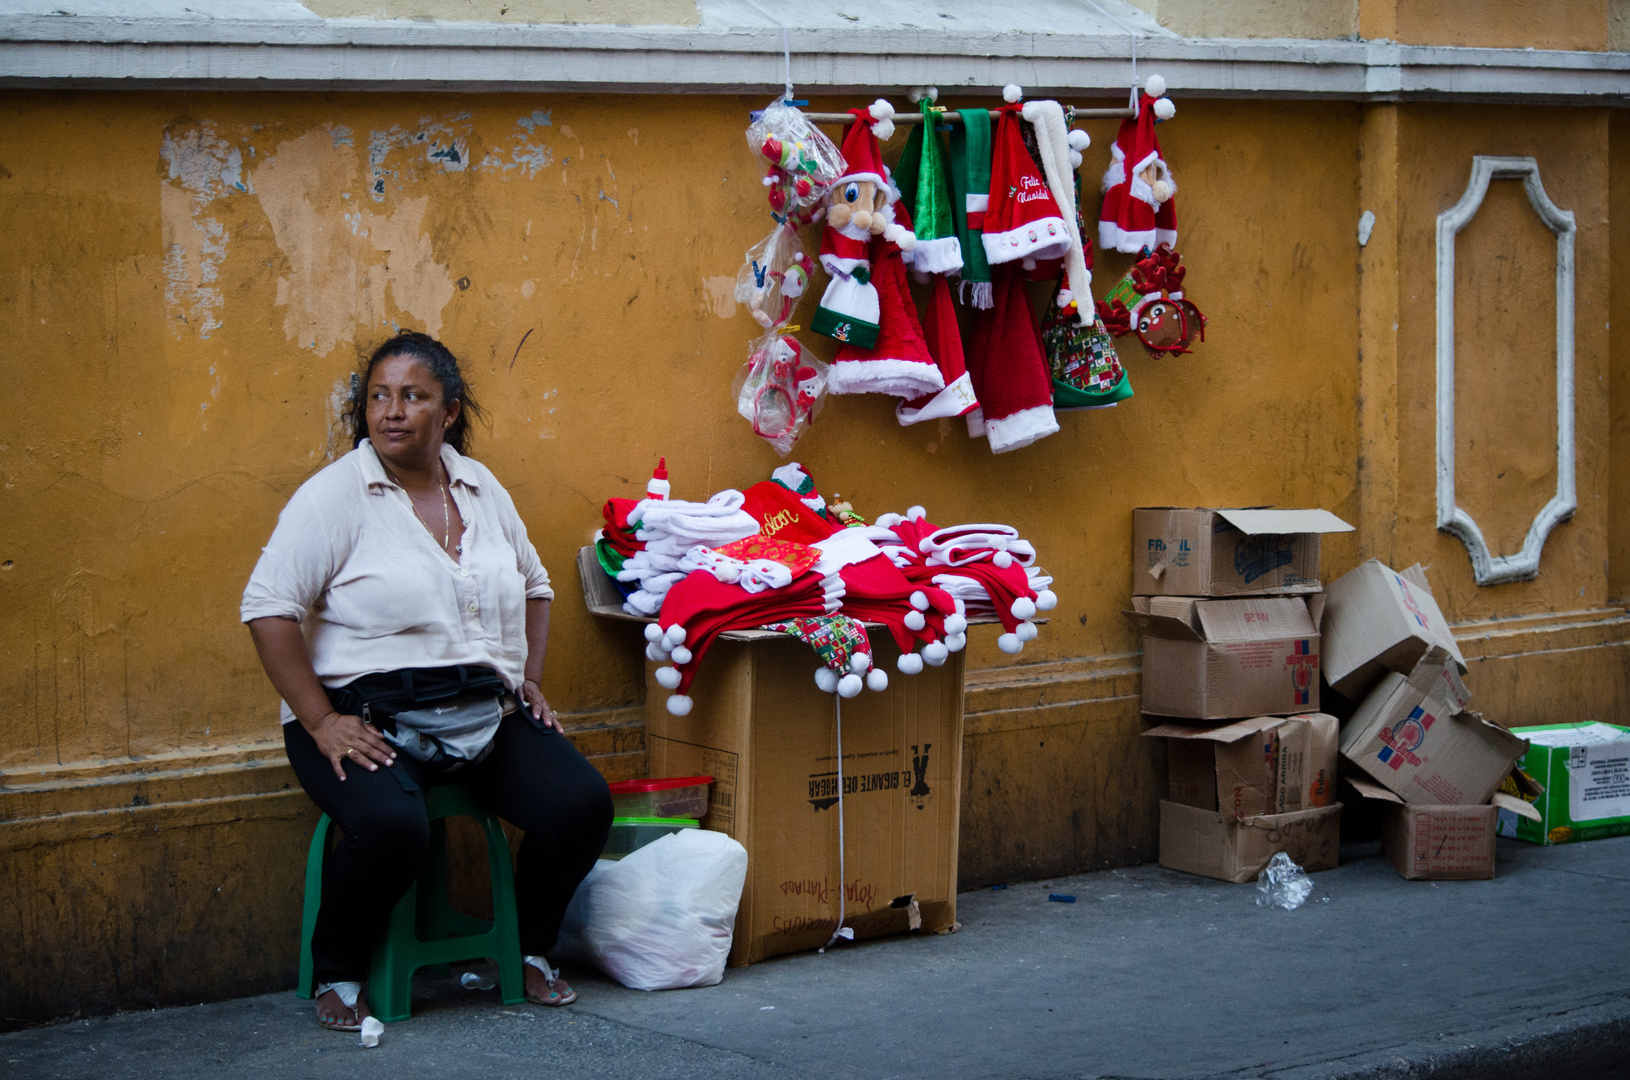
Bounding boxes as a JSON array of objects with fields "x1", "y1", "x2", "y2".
[
  {"x1": 1361, "y1": 0, "x2": 1608, "y2": 48},
  {"x1": 3, "y1": 89, "x2": 1627, "y2": 1021}
]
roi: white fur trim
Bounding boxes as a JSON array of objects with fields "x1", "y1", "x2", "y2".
[
  {"x1": 984, "y1": 404, "x2": 1061, "y2": 454},
  {"x1": 1100, "y1": 143, "x2": 1126, "y2": 194},
  {"x1": 981, "y1": 216, "x2": 1071, "y2": 266},
  {"x1": 965, "y1": 406, "x2": 987, "y2": 438},
  {"x1": 1145, "y1": 74, "x2": 1167, "y2": 98},
  {"x1": 882, "y1": 222, "x2": 916, "y2": 249},
  {"x1": 1098, "y1": 220, "x2": 1159, "y2": 254},
  {"x1": 895, "y1": 371, "x2": 979, "y2": 426},
  {"x1": 965, "y1": 193, "x2": 989, "y2": 213},
  {"x1": 826, "y1": 358, "x2": 945, "y2": 399},
  {"x1": 909, "y1": 235, "x2": 964, "y2": 276},
  {"x1": 1155, "y1": 227, "x2": 1178, "y2": 248},
  {"x1": 1025, "y1": 99, "x2": 1092, "y2": 319}
]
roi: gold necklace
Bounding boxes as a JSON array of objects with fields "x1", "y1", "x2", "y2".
[{"x1": 386, "y1": 465, "x2": 452, "y2": 555}]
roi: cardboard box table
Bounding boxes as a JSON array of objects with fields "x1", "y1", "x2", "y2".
[
  {"x1": 1498, "y1": 722, "x2": 1630, "y2": 845},
  {"x1": 579, "y1": 547, "x2": 962, "y2": 966},
  {"x1": 1132, "y1": 507, "x2": 1352, "y2": 597}
]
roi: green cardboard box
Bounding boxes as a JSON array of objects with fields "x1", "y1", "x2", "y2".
[{"x1": 1497, "y1": 722, "x2": 1630, "y2": 845}]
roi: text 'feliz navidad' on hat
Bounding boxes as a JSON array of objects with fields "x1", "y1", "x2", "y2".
[{"x1": 980, "y1": 102, "x2": 1071, "y2": 269}]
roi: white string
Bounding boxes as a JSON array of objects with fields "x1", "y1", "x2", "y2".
[
  {"x1": 742, "y1": 0, "x2": 795, "y2": 103},
  {"x1": 1079, "y1": 0, "x2": 1141, "y2": 113},
  {"x1": 820, "y1": 693, "x2": 853, "y2": 952}
]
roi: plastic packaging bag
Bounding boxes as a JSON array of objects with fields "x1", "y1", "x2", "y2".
[
  {"x1": 554, "y1": 829, "x2": 748, "y2": 991},
  {"x1": 733, "y1": 330, "x2": 828, "y2": 456},
  {"x1": 1255, "y1": 851, "x2": 1313, "y2": 911},
  {"x1": 735, "y1": 223, "x2": 816, "y2": 330},
  {"x1": 746, "y1": 97, "x2": 846, "y2": 220}
]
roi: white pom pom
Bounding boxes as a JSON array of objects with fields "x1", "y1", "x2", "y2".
[
  {"x1": 1153, "y1": 97, "x2": 1176, "y2": 121},
  {"x1": 997, "y1": 633, "x2": 1023, "y2": 654},
  {"x1": 645, "y1": 642, "x2": 665, "y2": 662},
  {"x1": 1068, "y1": 129, "x2": 1091, "y2": 151},
  {"x1": 871, "y1": 117, "x2": 895, "y2": 140},
  {"x1": 1022, "y1": 257, "x2": 1036, "y2": 271},
  {"x1": 866, "y1": 668, "x2": 889, "y2": 692},
  {"x1": 838, "y1": 673, "x2": 864, "y2": 698},
  {"x1": 870, "y1": 98, "x2": 895, "y2": 121},
  {"x1": 655, "y1": 666, "x2": 682, "y2": 689},
  {"x1": 993, "y1": 551, "x2": 1013, "y2": 569},
  {"x1": 1017, "y1": 621, "x2": 1039, "y2": 642},
  {"x1": 923, "y1": 641, "x2": 949, "y2": 666},
  {"x1": 945, "y1": 632, "x2": 966, "y2": 652},
  {"x1": 665, "y1": 624, "x2": 687, "y2": 647},
  {"x1": 1152, "y1": 179, "x2": 1173, "y2": 202},
  {"x1": 904, "y1": 610, "x2": 926, "y2": 632},
  {"x1": 908, "y1": 87, "x2": 926, "y2": 103},
  {"x1": 1036, "y1": 589, "x2": 1058, "y2": 611},
  {"x1": 763, "y1": 176, "x2": 774, "y2": 186},
  {"x1": 906, "y1": 505, "x2": 926, "y2": 521},
  {"x1": 1069, "y1": 150, "x2": 1083, "y2": 170},
  {"x1": 850, "y1": 652, "x2": 871, "y2": 674},
  {"x1": 666, "y1": 694, "x2": 693, "y2": 716},
  {"x1": 644, "y1": 623, "x2": 664, "y2": 644},
  {"x1": 815, "y1": 665, "x2": 840, "y2": 693},
  {"x1": 876, "y1": 512, "x2": 903, "y2": 528},
  {"x1": 1011, "y1": 597, "x2": 1037, "y2": 620},
  {"x1": 944, "y1": 613, "x2": 967, "y2": 635},
  {"x1": 909, "y1": 590, "x2": 930, "y2": 611},
  {"x1": 1145, "y1": 73, "x2": 1167, "y2": 98},
  {"x1": 1003, "y1": 84, "x2": 1023, "y2": 103},
  {"x1": 897, "y1": 652, "x2": 925, "y2": 675},
  {"x1": 670, "y1": 645, "x2": 693, "y2": 666}
]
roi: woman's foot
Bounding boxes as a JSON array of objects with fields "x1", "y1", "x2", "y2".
[
  {"x1": 315, "y1": 981, "x2": 369, "y2": 1031},
  {"x1": 523, "y1": 957, "x2": 577, "y2": 1007}
]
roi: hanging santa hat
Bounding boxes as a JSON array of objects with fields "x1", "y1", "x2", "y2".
[
  {"x1": 1099, "y1": 75, "x2": 1178, "y2": 254},
  {"x1": 825, "y1": 192, "x2": 946, "y2": 400},
  {"x1": 981, "y1": 104, "x2": 1071, "y2": 268},
  {"x1": 963, "y1": 265, "x2": 1060, "y2": 454},
  {"x1": 895, "y1": 274, "x2": 979, "y2": 426}
]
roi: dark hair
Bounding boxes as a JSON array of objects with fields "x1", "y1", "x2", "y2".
[{"x1": 347, "y1": 331, "x2": 486, "y2": 455}]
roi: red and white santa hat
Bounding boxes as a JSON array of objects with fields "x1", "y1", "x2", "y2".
[
  {"x1": 827, "y1": 196, "x2": 945, "y2": 400},
  {"x1": 1099, "y1": 75, "x2": 1178, "y2": 254},
  {"x1": 980, "y1": 105, "x2": 1071, "y2": 268},
  {"x1": 895, "y1": 275, "x2": 980, "y2": 426},
  {"x1": 833, "y1": 100, "x2": 896, "y2": 189},
  {"x1": 962, "y1": 266, "x2": 1060, "y2": 454}
]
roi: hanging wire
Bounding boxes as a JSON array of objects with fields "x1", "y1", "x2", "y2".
[
  {"x1": 819, "y1": 692, "x2": 855, "y2": 953},
  {"x1": 742, "y1": 0, "x2": 796, "y2": 104},
  {"x1": 1079, "y1": 0, "x2": 1144, "y2": 115}
]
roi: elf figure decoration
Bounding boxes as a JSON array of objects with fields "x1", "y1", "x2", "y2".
[
  {"x1": 811, "y1": 100, "x2": 914, "y2": 349},
  {"x1": 1099, "y1": 75, "x2": 1179, "y2": 254},
  {"x1": 1096, "y1": 245, "x2": 1206, "y2": 357}
]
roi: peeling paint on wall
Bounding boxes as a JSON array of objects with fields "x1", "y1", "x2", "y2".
[
  {"x1": 702, "y1": 274, "x2": 738, "y2": 318},
  {"x1": 479, "y1": 108, "x2": 556, "y2": 177},
  {"x1": 158, "y1": 121, "x2": 246, "y2": 340}
]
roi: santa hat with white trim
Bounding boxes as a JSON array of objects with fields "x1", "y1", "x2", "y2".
[
  {"x1": 1099, "y1": 75, "x2": 1178, "y2": 254},
  {"x1": 981, "y1": 102, "x2": 1071, "y2": 268}
]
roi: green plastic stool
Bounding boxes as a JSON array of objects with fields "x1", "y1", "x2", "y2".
[{"x1": 296, "y1": 782, "x2": 527, "y2": 1021}]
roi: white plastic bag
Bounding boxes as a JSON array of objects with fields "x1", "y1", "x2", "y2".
[{"x1": 555, "y1": 828, "x2": 748, "y2": 991}]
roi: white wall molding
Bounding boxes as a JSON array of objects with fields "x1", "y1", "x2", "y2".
[
  {"x1": 1435, "y1": 156, "x2": 1576, "y2": 587},
  {"x1": 5, "y1": 5, "x2": 1630, "y2": 100}
]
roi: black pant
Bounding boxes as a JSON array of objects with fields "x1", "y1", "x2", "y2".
[{"x1": 285, "y1": 712, "x2": 614, "y2": 984}]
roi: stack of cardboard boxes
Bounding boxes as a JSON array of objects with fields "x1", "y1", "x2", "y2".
[
  {"x1": 1321, "y1": 559, "x2": 1540, "y2": 879},
  {"x1": 1127, "y1": 508, "x2": 1353, "y2": 883}
]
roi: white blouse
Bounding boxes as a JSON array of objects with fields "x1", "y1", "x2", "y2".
[{"x1": 241, "y1": 440, "x2": 554, "y2": 724}]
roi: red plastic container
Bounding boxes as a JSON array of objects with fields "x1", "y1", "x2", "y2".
[{"x1": 607, "y1": 775, "x2": 713, "y2": 819}]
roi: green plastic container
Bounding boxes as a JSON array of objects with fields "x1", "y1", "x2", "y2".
[{"x1": 601, "y1": 816, "x2": 699, "y2": 860}]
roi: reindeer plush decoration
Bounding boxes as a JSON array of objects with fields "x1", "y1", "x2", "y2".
[{"x1": 1096, "y1": 245, "x2": 1206, "y2": 356}]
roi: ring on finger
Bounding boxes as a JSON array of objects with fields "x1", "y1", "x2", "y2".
[{"x1": 345, "y1": 747, "x2": 355, "y2": 757}]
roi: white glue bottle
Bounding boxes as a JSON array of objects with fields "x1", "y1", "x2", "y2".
[{"x1": 646, "y1": 457, "x2": 670, "y2": 501}]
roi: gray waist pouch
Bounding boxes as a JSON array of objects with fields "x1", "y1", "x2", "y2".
[{"x1": 384, "y1": 692, "x2": 506, "y2": 771}]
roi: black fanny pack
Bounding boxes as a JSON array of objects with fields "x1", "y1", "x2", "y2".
[{"x1": 327, "y1": 665, "x2": 516, "y2": 772}]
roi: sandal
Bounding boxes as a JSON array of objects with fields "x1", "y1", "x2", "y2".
[
  {"x1": 523, "y1": 956, "x2": 577, "y2": 1007},
  {"x1": 314, "y1": 981, "x2": 367, "y2": 1032}
]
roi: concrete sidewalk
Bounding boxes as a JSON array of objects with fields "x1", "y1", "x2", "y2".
[{"x1": 7, "y1": 835, "x2": 1630, "y2": 1080}]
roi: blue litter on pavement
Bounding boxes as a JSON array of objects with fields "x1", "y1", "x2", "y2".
[
  {"x1": 1048, "y1": 894, "x2": 1076, "y2": 903},
  {"x1": 991, "y1": 883, "x2": 1008, "y2": 891}
]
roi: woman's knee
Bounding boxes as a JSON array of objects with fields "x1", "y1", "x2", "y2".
[{"x1": 341, "y1": 801, "x2": 430, "y2": 865}]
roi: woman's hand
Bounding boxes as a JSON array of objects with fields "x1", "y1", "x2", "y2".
[
  {"x1": 307, "y1": 710, "x2": 397, "y2": 781},
  {"x1": 521, "y1": 679, "x2": 561, "y2": 732}
]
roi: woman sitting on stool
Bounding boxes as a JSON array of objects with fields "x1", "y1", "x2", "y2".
[{"x1": 242, "y1": 331, "x2": 612, "y2": 1031}]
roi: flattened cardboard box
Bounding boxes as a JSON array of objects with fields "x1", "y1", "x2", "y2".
[
  {"x1": 1321, "y1": 559, "x2": 1466, "y2": 700},
  {"x1": 1339, "y1": 649, "x2": 1522, "y2": 807},
  {"x1": 1132, "y1": 507, "x2": 1352, "y2": 597},
  {"x1": 1498, "y1": 723, "x2": 1630, "y2": 845},
  {"x1": 1128, "y1": 594, "x2": 1324, "y2": 719},
  {"x1": 1145, "y1": 713, "x2": 1338, "y2": 819},
  {"x1": 1158, "y1": 800, "x2": 1341, "y2": 883},
  {"x1": 645, "y1": 633, "x2": 962, "y2": 966},
  {"x1": 1348, "y1": 775, "x2": 1541, "y2": 879}
]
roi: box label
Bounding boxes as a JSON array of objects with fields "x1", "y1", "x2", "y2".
[
  {"x1": 1376, "y1": 704, "x2": 1436, "y2": 770},
  {"x1": 806, "y1": 745, "x2": 933, "y2": 812},
  {"x1": 701, "y1": 747, "x2": 739, "y2": 834},
  {"x1": 1286, "y1": 639, "x2": 1318, "y2": 706},
  {"x1": 1568, "y1": 741, "x2": 1630, "y2": 822},
  {"x1": 1148, "y1": 537, "x2": 1191, "y2": 569},
  {"x1": 1234, "y1": 535, "x2": 1294, "y2": 584}
]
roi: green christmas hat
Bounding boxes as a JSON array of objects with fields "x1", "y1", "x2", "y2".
[
  {"x1": 949, "y1": 107, "x2": 994, "y2": 308},
  {"x1": 905, "y1": 98, "x2": 963, "y2": 276}
]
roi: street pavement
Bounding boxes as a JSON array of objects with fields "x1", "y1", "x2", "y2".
[{"x1": 6, "y1": 835, "x2": 1629, "y2": 1080}]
